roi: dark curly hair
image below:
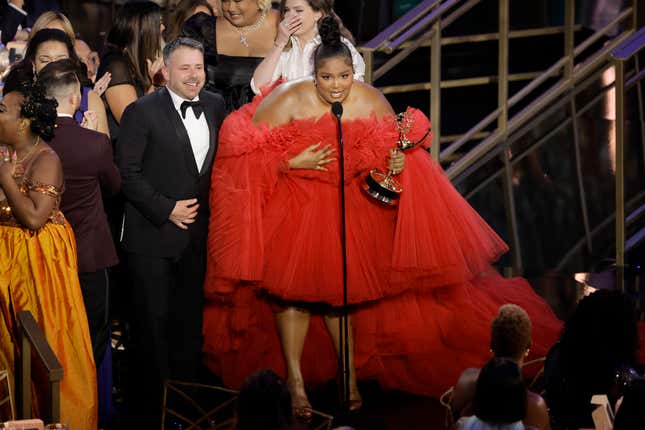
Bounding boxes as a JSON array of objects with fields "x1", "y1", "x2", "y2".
[
  {"x1": 490, "y1": 304, "x2": 532, "y2": 360},
  {"x1": 314, "y1": 16, "x2": 353, "y2": 73},
  {"x1": 3, "y1": 66, "x2": 58, "y2": 141}
]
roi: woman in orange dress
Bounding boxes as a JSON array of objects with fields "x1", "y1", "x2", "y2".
[
  {"x1": 203, "y1": 16, "x2": 561, "y2": 418},
  {"x1": 0, "y1": 72, "x2": 97, "y2": 428}
]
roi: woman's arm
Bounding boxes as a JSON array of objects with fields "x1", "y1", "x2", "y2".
[
  {"x1": 250, "y1": 44, "x2": 285, "y2": 94},
  {"x1": 104, "y1": 84, "x2": 139, "y2": 125},
  {"x1": 87, "y1": 89, "x2": 110, "y2": 137},
  {"x1": 0, "y1": 150, "x2": 62, "y2": 230},
  {"x1": 251, "y1": 15, "x2": 300, "y2": 93}
]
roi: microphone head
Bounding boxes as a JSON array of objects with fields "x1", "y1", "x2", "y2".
[{"x1": 331, "y1": 102, "x2": 343, "y2": 118}]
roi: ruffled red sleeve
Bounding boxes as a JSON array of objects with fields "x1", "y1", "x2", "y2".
[
  {"x1": 390, "y1": 108, "x2": 509, "y2": 286},
  {"x1": 205, "y1": 97, "x2": 285, "y2": 296}
]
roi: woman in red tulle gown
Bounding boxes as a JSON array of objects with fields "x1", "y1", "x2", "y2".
[{"x1": 203, "y1": 16, "x2": 562, "y2": 417}]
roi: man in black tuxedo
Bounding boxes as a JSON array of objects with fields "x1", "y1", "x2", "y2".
[
  {"x1": 0, "y1": 0, "x2": 29, "y2": 44},
  {"x1": 116, "y1": 37, "x2": 225, "y2": 425},
  {"x1": 0, "y1": 0, "x2": 61, "y2": 43}
]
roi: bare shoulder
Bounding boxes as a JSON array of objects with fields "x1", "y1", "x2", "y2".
[
  {"x1": 30, "y1": 145, "x2": 63, "y2": 182},
  {"x1": 527, "y1": 391, "x2": 548, "y2": 409},
  {"x1": 253, "y1": 78, "x2": 314, "y2": 126},
  {"x1": 33, "y1": 146, "x2": 61, "y2": 165},
  {"x1": 352, "y1": 82, "x2": 394, "y2": 118}
]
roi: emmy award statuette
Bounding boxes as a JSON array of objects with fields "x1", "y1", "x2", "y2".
[{"x1": 362, "y1": 111, "x2": 431, "y2": 206}]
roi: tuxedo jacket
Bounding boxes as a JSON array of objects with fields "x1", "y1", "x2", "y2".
[
  {"x1": 49, "y1": 116, "x2": 121, "y2": 272},
  {"x1": 0, "y1": 1, "x2": 60, "y2": 43},
  {"x1": 116, "y1": 87, "x2": 226, "y2": 258}
]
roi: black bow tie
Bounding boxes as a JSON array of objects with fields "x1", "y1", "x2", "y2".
[{"x1": 180, "y1": 100, "x2": 203, "y2": 119}]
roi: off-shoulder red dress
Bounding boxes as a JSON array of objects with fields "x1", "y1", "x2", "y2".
[{"x1": 202, "y1": 96, "x2": 562, "y2": 397}]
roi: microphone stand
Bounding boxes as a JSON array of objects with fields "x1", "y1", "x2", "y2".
[{"x1": 331, "y1": 101, "x2": 350, "y2": 412}]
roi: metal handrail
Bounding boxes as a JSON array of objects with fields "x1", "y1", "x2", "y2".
[
  {"x1": 446, "y1": 26, "x2": 634, "y2": 181},
  {"x1": 15, "y1": 310, "x2": 63, "y2": 423},
  {"x1": 444, "y1": 5, "x2": 635, "y2": 178},
  {"x1": 612, "y1": 26, "x2": 645, "y2": 60},
  {"x1": 611, "y1": 24, "x2": 645, "y2": 291},
  {"x1": 362, "y1": 0, "x2": 442, "y2": 51}
]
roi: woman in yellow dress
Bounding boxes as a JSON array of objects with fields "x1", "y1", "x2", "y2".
[{"x1": 0, "y1": 71, "x2": 97, "y2": 428}]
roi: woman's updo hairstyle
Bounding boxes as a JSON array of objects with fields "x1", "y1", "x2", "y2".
[
  {"x1": 314, "y1": 16, "x2": 353, "y2": 73},
  {"x1": 3, "y1": 66, "x2": 58, "y2": 141}
]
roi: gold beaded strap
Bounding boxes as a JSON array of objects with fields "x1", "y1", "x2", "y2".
[{"x1": 23, "y1": 177, "x2": 62, "y2": 200}]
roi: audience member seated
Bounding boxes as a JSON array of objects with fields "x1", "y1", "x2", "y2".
[
  {"x1": 613, "y1": 377, "x2": 645, "y2": 430},
  {"x1": 543, "y1": 289, "x2": 639, "y2": 430},
  {"x1": 236, "y1": 369, "x2": 293, "y2": 430},
  {"x1": 451, "y1": 304, "x2": 550, "y2": 430},
  {"x1": 456, "y1": 358, "x2": 533, "y2": 430}
]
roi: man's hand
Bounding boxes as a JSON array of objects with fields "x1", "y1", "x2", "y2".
[{"x1": 169, "y1": 198, "x2": 199, "y2": 230}]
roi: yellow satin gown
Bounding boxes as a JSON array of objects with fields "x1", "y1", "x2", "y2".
[{"x1": 0, "y1": 158, "x2": 97, "y2": 429}]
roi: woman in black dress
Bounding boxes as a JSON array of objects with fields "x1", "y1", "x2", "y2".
[{"x1": 181, "y1": 0, "x2": 279, "y2": 112}]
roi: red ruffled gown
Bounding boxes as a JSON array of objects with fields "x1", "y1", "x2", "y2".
[{"x1": 203, "y1": 95, "x2": 563, "y2": 397}]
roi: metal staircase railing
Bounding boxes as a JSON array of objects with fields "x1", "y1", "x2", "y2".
[
  {"x1": 360, "y1": 0, "x2": 642, "y2": 276},
  {"x1": 611, "y1": 27, "x2": 645, "y2": 290}
]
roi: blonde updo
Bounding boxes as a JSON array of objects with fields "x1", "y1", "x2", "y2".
[{"x1": 257, "y1": 0, "x2": 271, "y2": 10}]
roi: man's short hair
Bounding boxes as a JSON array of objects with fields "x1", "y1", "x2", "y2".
[
  {"x1": 490, "y1": 304, "x2": 532, "y2": 359},
  {"x1": 163, "y1": 37, "x2": 204, "y2": 64},
  {"x1": 38, "y1": 59, "x2": 81, "y2": 100}
]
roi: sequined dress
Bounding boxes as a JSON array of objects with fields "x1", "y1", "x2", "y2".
[{"x1": 0, "y1": 149, "x2": 97, "y2": 429}]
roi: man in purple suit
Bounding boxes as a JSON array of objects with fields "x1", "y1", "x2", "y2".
[{"x1": 39, "y1": 59, "x2": 120, "y2": 366}]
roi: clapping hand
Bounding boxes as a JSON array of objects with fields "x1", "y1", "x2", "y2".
[
  {"x1": 0, "y1": 146, "x2": 13, "y2": 183},
  {"x1": 81, "y1": 110, "x2": 98, "y2": 131},
  {"x1": 93, "y1": 72, "x2": 111, "y2": 96},
  {"x1": 288, "y1": 143, "x2": 335, "y2": 171},
  {"x1": 147, "y1": 55, "x2": 165, "y2": 85},
  {"x1": 169, "y1": 198, "x2": 199, "y2": 230},
  {"x1": 387, "y1": 149, "x2": 405, "y2": 175}
]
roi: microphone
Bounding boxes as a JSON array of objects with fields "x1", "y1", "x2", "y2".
[
  {"x1": 331, "y1": 99, "x2": 349, "y2": 410},
  {"x1": 331, "y1": 102, "x2": 343, "y2": 119}
]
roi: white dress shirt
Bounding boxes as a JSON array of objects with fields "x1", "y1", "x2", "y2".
[
  {"x1": 167, "y1": 86, "x2": 210, "y2": 172},
  {"x1": 250, "y1": 35, "x2": 365, "y2": 94}
]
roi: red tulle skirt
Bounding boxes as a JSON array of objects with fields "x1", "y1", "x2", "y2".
[{"x1": 203, "y1": 98, "x2": 563, "y2": 397}]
